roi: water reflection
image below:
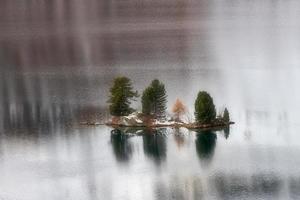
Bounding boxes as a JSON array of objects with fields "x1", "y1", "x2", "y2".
[
  {"x1": 154, "y1": 173, "x2": 300, "y2": 200},
  {"x1": 213, "y1": 173, "x2": 282, "y2": 199},
  {"x1": 110, "y1": 128, "x2": 169, "y2": 164},
  {"x1": 110, "y1": 129, "x2": 133, "y2": 162},
  {"x1": 109, "y1": 127, "x2": 227, "y2": 167},
  {"x1": 155, "y1": 176, "x2": 204, "y2": 200},
  {"x1": 289, "y1": 177, "x2": 300, "y2": 199},
  {"x1": 173, "y1": 128, "x2": 187, "y2": 149},
  {"x1": 143, "y1": 128, "x2": 167, "y2": 164},
  {"x1": 1, "y1": 125, "x2": 300, "y2": 199},
  {"x1": 223, "y1": 127, "x2": 230, "y2": 139},
  {"x1": 195, "y1": 130, "x2": 217, "y2": 165}
]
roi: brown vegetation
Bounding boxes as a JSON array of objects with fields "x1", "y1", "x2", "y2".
[{"x1": 172, "y1": 98, "x2": 187, "y2": 122}]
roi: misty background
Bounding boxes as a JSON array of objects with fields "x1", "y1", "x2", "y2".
[{"x1": 1, "y1": 0, "x2": 300, "y2": 132}]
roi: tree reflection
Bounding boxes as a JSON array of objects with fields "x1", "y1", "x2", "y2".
[
  {"x1": 155, "y1": 176, "x2": 203, "y2": 200},
  {"x1": 195, "y1": 130, "x2": 217, "y2": 163},
  {"x1": 143, "y1": 128, "x2": 167, "y2": 164},
  {"x1": 224, "y1": 126, "x2": 230, "y2": 139},
  {"x1": 110, "y1": 129, "x2": 133, "y2": 162},
  {"x1": 173, "y1": 128, "x2": 186, "y2": 149}
]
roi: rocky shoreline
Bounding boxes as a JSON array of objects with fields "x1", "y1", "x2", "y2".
[
  {"x1": 80, "y1": 112, "x2": 234, "y2": 131},
  {"x1": 105, "y1": 121, "x2": 234, "y2": 130}
]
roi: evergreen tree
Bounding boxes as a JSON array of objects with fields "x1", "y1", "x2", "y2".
[
  {"x1": 223, "y1": 107, "x2": 230, "y2": 123},
  {"x1": 141, "y1": 79, "x2": 167, "y2": 118},
  {"x1": 151, "y1": 80, "x2": 167, "y2": 117},
  {"x1": 107, "y1": 76, "x2": 138, "y2": 116},
  {"x1": 141, "y1": 87, "x2": 154, "y2": 115},
  {"x1": 194, "y1": 91, "x2": 216, "y2": 123}
]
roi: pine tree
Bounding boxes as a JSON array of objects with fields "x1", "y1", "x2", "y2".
[
  {"x1": 141, "y1": 79, "x2": 167, "y2": 118},
  {"x1": 141, "y1": 87, "x2": 154, "y2": 115},
  {"x1": 223, "y1": 107, "x2": 230, "y2": 123},
  {"x1": 151, "y1": 80, "x2": 167, "y2": 117},
  {"x1": 107, "y1": 76, "x2": 138, "y2": 116},
  {"x1": 194, "y1": 91, "x2": 216, "y2": 123}
]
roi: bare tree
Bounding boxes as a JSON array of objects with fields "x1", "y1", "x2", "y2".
[{"x1": 172, "y1": 98, "x2": 187, "y2": 122}]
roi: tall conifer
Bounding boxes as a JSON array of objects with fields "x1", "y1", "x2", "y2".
[
  {"x1": 142, "y1": 79, "x2": 167, "y2": 118},
  {"x1": 108, "y1": 76, "x2": 138, "y2": 116}
]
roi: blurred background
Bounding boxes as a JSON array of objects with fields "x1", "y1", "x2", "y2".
[{"x1": 1, "y1": 0, "x2": 300, "y2": 130}]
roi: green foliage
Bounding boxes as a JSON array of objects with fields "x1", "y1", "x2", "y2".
[
  {"x1": 107, "y1": 76, "x2": 138, "y2": 116},
  {"x1": 223, "y1": 107, "x2": 230, "y2": 123},
  {"x1": 141, "y1": 87, "x2": 154, "y2": 115},
  {"x1": 194, "y1": 91, "x2": 216, "y2": 123},
  {"x1": 141, "y1": 79, "x2": 167, "y2": 118}
]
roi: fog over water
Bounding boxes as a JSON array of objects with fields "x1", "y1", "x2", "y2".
[{"x1": 1, "y1": 0, "x2": 300, "y2": 199}]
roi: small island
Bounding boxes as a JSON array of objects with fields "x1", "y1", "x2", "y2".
[{"x1": 105, "y1": 76, "x2": 234, "y2": 130}]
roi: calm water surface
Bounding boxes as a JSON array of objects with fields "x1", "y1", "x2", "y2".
[{"x1": 1, "y1": 0, "x2": 300, "y2": 199}]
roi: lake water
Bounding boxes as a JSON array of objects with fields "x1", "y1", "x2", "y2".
[{"x1": 1, "y1": 0, "x2": 300, "y2": 199}]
